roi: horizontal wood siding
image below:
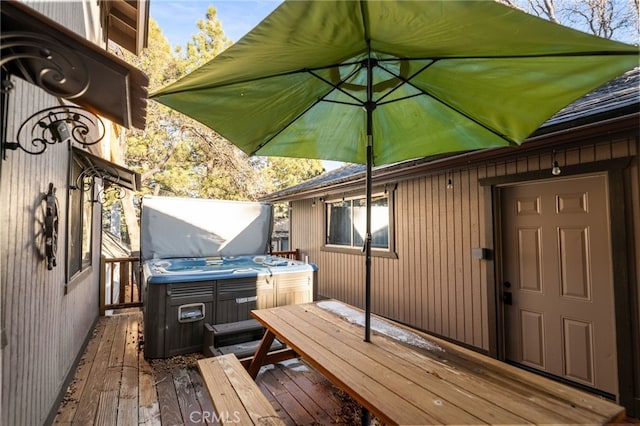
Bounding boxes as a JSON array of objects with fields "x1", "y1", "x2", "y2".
[
  {"x1": 1, "y1": 2, "x2": 102, "y2": 425},
  {"x1": 290, "y1": 135, "x2": 639, "y2": 354}
]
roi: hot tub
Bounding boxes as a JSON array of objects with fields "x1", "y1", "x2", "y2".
[
  {"x1": 140, "y1": 196, "x2": 318, "y2": 358},
  {"x1": 142, "y1": 255, "x2": 317, "y2": 358}
]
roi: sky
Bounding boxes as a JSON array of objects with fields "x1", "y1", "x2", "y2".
[{"x1": 150, "y1": 0, "x2": 283, "y2": 48}]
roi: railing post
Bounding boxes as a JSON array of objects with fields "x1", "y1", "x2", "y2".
[
  {"x1": 119, "y1": 260, "x2": 127, "y2": 304},
  {"x1": 99, "y1": 255, "x2": 106, "y2": 316}
]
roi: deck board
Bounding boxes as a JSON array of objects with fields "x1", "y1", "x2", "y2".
[
  {"x1": 71, "y1": 312, "x2": 118, "y2": 424},
  {"x1": 187, "y1": 368, "x2": 220, "y2": 426},
  {"x1": 138, "y1": 353, "x2": 161, "y2": 425},
  {"x1": 174, "y1": 367, "x2": 208, "y2": 426},
  {"x1": 54, "y1": 311, "x2": 351, "y2": 425},
  {"x1": 154, "y1": 362, "x2": 184, "y2": 426},
  {"x1": 117, "y1": 316, "x2": 139, "y2": 425},
  {"x1": 54, "y1": 317, "x2": 107, "y2": 424}
]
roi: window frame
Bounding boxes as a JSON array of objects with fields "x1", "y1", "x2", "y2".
[
  {"x1": 322, "y1": 189, "x2": 397, "y2": 258},
  {"x1": 66, "y1": 154, "x2": 95, "y2": 283}
]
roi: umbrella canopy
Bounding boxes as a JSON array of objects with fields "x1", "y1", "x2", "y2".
[
  {"x1": 152, "y1": 0, "x2": 638, "y2": 341},
  {"x1": 153, "y1": 0, "x2": 637, "y2": 165}
]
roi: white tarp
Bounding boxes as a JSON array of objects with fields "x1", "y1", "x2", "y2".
[{"x1": 141, "y1": 196, "x2": 273, "y2": 260}]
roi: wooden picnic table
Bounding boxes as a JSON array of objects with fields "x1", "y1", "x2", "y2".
[{"x1": 248, "y1": 300, "x2": 625, "y2": 425}]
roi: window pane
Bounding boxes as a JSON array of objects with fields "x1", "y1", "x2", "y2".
[
  {"x1": 81, "y1": 177, "x2": 92, "y2": 267},
  {"x1": 327, "y1": 201, "x2": 352, "y2": 245},
  {"x1": 325, "y1": 195, "x2": 390, "y2": 250},
  {"x1": 68, "y1": 158, "x2": 94, "y2": 279},
  {"x1": 370, "y1": 196, "x2": 389, "y2": 248},
  {"x1": 352, "y1": 198, "x2": 366, "y2": 248},
  {"x1": 68, "y1": 161, "x2": 82, "y2": 276}
]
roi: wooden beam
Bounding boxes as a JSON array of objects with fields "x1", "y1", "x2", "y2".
[{"x1": 239, "y1": 348, "x2": 298, "y2": 370}]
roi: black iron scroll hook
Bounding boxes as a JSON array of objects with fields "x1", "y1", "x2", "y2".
[{"x1": 44, "y1": 182, "x2": 59, "y2": 270}]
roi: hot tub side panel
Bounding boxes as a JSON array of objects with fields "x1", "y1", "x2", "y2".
[
  {"x1": 276, "y1": 271, "x2": 316, "y2": 306},
  {"x1": 165, "y1": 282, "x2": 215, "y2": 357},
  {"x1": 216, "y1": 276, "x2": 275, "y2": 324},
  {"x1": 143, "y1": 278, "x2": 215, "y2": 358},
  {"x1": 143, "y1": 275, "x2": 166, "y2": 359}
]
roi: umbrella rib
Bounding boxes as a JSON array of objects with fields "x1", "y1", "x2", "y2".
[
  {"x1": 249, "y1": 99, "x2": 319, "y2": 156},
  {"x1": 299, "y1": 50, "x2": 636, "y2": 76},
  {"x1": 251, "y1": 62, "x2": 374, "y2": 156},
  {"x1": 249, "y1": 76, "x2": 362, "y2": 156},
  {"x1": 375, "y1": 60, "x2": 436, "y2": 105},
  {"x1": 308, "y1": 68, "x2": 365, "y2": 106},
  {"x1": 322, "y1": 99, "x2": 364, "y2": 107},
  {"x1": 376, "y1": 61, "x2": 520, "y2": 146},
  {"x1": 374, "y1": 51, "x2": 638, "y2": 61}
]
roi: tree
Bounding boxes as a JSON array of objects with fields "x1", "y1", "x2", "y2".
[
  {"x1": 122, "y1": 11, "x2": 257, "y2": 201},
  {"x1": 106, "y1": 19, "x2": 178, "y2": 249},
  {"x1": 256, "y1": 157, "x2": 325, "y2": 218},
  {"x1": 110, "y1": 8, "x2": 324, "y2": 249},
  {"x1": 499, "y1": 0, "x2": 639, "y2": 42},
  {"x1": 175, "y1": 6, "x2": 232, "y2": 74}
]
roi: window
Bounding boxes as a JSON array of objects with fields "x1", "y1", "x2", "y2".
[
  {"x1": 67, "y1": 156, "x2": 94, "y2": 279},
  {"x1": 325, "y1": 193, "x2": 392, "y2": 251}
]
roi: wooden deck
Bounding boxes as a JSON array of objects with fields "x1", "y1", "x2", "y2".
[{"x1": 53, "y1": 311, "x2": 357, "y2": 425}]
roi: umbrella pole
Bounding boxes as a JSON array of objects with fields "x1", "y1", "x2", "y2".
[
  {"x1": 365, "y1": 136, "x2": 372, "y2": 343},
  {"x1": 364, "y1": 55, "x2": 374, "y2": 343}
]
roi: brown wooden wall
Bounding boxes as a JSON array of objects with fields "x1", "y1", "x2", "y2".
[
  {"x1": 290, "y1": 135, "x2": 639, "y2": 356},
  {"x1": 0, "y1": 2, "x2": 103, "y2": 425}
]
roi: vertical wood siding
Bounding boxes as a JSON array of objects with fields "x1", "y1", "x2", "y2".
[
  {"x1": 291, "y1": 136, "x2": 639, "y2": 354},
  {"x1": 1, "y1": 2, "x2": 102, "y2": 424}
]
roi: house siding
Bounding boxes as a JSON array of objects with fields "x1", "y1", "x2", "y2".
[
  {"x1": 291, "y1": 135, "x2": 639, "y2": 357},
  {"x1": 1, "y1": 2, "x2": 103, "y2": 424}
]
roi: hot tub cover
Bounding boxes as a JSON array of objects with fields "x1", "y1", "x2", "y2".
[{"x1": 141, "y1": 196, "x2": 273, "y2": 260}]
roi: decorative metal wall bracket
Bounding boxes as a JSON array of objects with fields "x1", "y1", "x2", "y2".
[
  {"x1": 44, "y1": 182, "x2": 59, "y2": 270},
  {"x1": 1, "y1": 30, "x2": 105, "y2": 159},
  {"x1": 71, "y1": 163, "x2": 127, "y2": 204},
  {"x1": 1, "y1": 31, "x2": 90, "y2": 99},
  {"x1": 3, "y1": 105, "x2": 105, "y2": 157}
]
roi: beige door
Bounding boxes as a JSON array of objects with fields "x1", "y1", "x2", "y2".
[{"x1": 501, "y1": 174, "x2": 618, "y2": 396}]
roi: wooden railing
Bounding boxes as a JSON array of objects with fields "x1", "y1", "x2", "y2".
[
  {"x1": 100, "y1": 256, "x2": 142, "y2": 315},
  {"x1": 272, "y1": 249, "x2": 300, "y2": 260}
]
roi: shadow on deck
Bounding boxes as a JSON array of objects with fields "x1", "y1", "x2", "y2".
[{"x1": 53, "y1": 311, "x2": 360, "y2": 425}]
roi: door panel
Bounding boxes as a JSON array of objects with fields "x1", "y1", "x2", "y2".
[
  {"x1": 501, "y1": 174, "x2": 617, "y2": 396},
  {"x1": 517, "y1": 227, "x2": 542, "y2": 292},
  {"x1": 563, "y1": 318, "x2": 594, "y2": 383},
  {"x1": 520, "y1": 310, "x2": 545, "y2": 368},
  {"x1": 559, "y1": 227, "x2": 591, "y2": 299}
]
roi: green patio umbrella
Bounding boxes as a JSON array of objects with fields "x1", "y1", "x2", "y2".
[{"x1": 152, "y1": 0, "x2": 638, "y2": 342}]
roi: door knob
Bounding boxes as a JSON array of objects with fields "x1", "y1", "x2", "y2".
[{"x1": 503, "y1": 292, "x2": 512, "y2": 305}]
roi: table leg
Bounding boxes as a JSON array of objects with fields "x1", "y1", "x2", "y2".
[
  {"x1": 247, "y1": 329, "x2": 276, "y2": 379},
  {"x1": 361, "y1": 407, "x2": 370, "y2": 426}
]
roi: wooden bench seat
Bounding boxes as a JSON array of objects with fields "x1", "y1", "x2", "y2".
[{"x1": 197, "y1": 354, "x2": 284, "y2": 425}]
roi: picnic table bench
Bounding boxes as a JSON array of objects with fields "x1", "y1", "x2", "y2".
[
  {"x1": 197, "y1": 353, "x2": 284, "y2": 425},
  {"x1": 248, "y1": 300, "x2": 625, "y2": 425}
]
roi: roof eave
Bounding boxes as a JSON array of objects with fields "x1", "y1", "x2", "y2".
[{"x1": 262, "y1": 110, "x2": 639, "y2": 203}]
